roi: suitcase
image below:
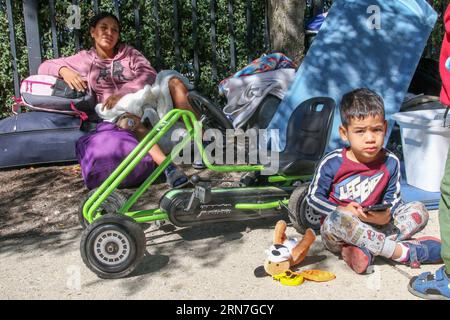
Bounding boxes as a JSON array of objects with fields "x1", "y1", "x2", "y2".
[{"x1": 0, "y1": 111, "x2": 89, "y2": 169}]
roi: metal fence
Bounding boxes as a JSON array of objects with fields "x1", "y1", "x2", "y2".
[{"x1": 4, "y1": 0, "x2": 325, "y2": 99}]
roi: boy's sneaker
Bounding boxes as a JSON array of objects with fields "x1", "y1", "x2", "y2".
[
  {"x1": 341, "y1": 245, "x2": 374, "y2": 274},
  {"x1": 400, "y1": 236, "x2": 442, "y2": 268}
]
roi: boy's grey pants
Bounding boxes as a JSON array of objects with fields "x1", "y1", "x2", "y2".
[{"x1": 320, "y1": 201, "x2": 429, "y2": 258}]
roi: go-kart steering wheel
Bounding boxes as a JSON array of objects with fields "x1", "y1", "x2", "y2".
[{"x1": 187, "y1": 90, "x2": 233, "y2": 131}]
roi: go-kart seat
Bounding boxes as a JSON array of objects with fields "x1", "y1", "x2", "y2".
[
  {"x1": 277, "y1": 97, "x2": 335, "y2": 176},
  {"x1": 246, "y1": 94, "x2": 282, "y2": 130}
]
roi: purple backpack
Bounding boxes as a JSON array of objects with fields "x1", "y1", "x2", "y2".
[{"x1": 76, "y1": 122, "x2": 155, "y2": 190}]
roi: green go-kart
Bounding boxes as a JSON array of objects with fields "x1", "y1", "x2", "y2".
[{"x1": 78, "y1": 92, "x2": 335, "y2": 279}]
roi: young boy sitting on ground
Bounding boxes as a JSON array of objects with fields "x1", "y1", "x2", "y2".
[{"x1": 306, "y1": 88, "x2": 442, "y2": 274}]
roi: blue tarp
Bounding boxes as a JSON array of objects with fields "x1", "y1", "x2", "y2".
[{"x1": 266, "y1": 0, "x2": 438, "y2": 152}]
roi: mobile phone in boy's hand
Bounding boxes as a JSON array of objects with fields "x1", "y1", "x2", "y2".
[{"x1": 363, "y1": 203, "x2": 392, "y2": 213}]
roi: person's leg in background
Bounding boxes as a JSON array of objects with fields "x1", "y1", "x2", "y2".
[
  {"x1": 440, "y1": 147, "x2": 450, "y2": 275},
  {"x1": 168, "y1": 77, "x2": 206, "y2": 169},
  {"x1": 408, "y1": 147, "x2": 450, "y2": 300},
  {"x1": 169, "y1": 77, "x2": 200, "y2": 119}
]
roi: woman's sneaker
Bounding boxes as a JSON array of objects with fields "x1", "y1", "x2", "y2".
[
  {"x1": 192, "y1": 158, "x2": 206, "y2": 170},
  {"x1": 400, "y1": 236, "x2": 442, "y2": 268},
  {"x1": 164, "y1": 164, "x2": 189, "y2": 189},
  {"x1": 341, "y1": 245, "x2": 374, "y2": 274},
  {"x1": 192, "y1": 141, "x2": 211, "y2": 170}
]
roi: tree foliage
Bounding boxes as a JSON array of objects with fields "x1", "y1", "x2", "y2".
[{"x1": 429, "y1": 0, "x2": 450, "y2": 58}]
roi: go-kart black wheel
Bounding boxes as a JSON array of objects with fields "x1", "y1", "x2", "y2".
[
  {"x1": 78, "y1": 189, "x2": 127, "y2": 229},
  {"x1": 187, "y1": 91, "x2": 233, "y2": 131},
  {"x1": 80, "y1": 214, "x2": 146, "y2": 279},
  {"x1": 288, "y1": 183, "x2": 322, "y2": 234}
]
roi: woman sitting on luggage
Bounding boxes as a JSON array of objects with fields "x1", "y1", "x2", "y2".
[{"x1": 38, "y1": 12, "x2": 194, "y2": 188}]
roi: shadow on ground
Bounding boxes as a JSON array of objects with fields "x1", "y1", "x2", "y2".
[
  {"x1": 0, "y1": 164, "x2": 88, "y2": 256},
  {"x1": 0, "y1": 164, "x2": 176, "y2": 253},
  {"x1": 133, "y1": 215, "x2": 285, "y2": 277}
]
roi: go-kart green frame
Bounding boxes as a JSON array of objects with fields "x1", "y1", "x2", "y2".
[
  {"x1": 81, "y1": 108, "x2": 311, "y2": 227},
  {"x1": 79, "y1": 98, "x2": 335, "y2": 279}
]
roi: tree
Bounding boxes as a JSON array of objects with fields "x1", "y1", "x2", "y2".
[{"x1": 268, "y1": 0, "x2": 306, "y2": 64}]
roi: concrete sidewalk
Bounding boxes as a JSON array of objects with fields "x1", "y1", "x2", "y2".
[{"x1": 0, "y1": 209, "x2": 441, "y2": 300}]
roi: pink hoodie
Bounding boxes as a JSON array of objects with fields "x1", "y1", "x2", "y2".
[{"x1": 38, "y1": 44, "x2": 157, "y2": 104}]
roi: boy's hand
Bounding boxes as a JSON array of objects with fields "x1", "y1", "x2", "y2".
[
  {"x1": 360, "y1": 208, "x2": 392, "y2": 226},
  {"x1": 337, "y1": 202, "x2": 367, "y2": 220}
]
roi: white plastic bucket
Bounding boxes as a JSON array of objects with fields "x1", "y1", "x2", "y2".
[{"x1": 391, "y1": 109, "x2": 450, "y2": 192}]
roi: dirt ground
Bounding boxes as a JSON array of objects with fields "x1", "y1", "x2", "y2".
[
  {"x1": 0, "y1": 164, "x2": 87, "y2": 239},
  {"x1": 0, "y1": 163, "x2": 236, "y2": 239},
  {"x1": 0, "y1": 163, "x2": 442, "y2": 300}
]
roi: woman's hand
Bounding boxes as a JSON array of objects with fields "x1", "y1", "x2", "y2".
[
  {"x1": 102, "y1": 94, "x2": 123, "y2": 111},
  {"x1": 360, "y1": 209, "x2": 392, "y2": 226},
  {"x1": 59, "y1": 67, "x2": 87, "y2": 92}
]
